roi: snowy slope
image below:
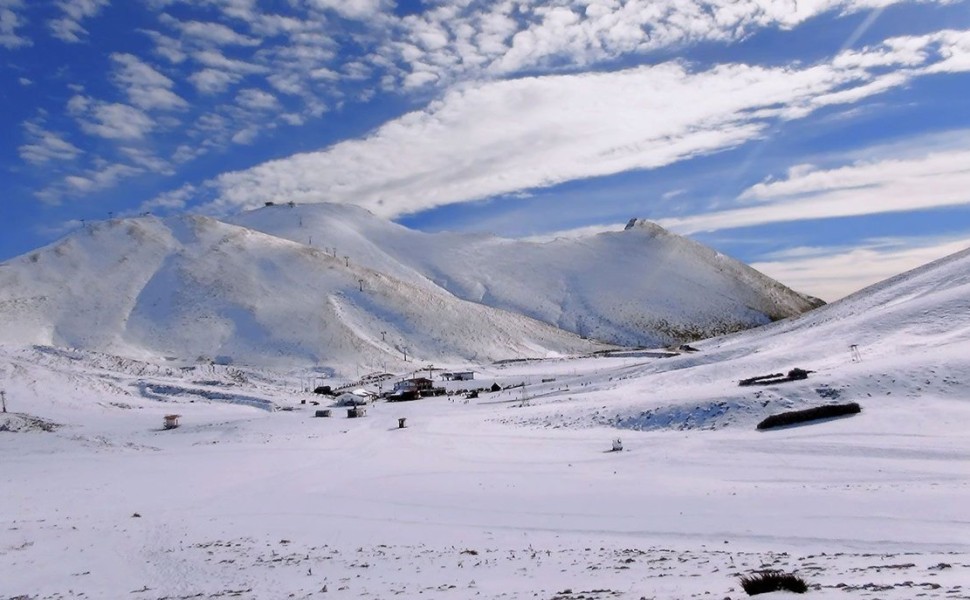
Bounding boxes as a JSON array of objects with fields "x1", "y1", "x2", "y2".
[
  {"x1": 1, "y1": 241, "x2": 969, "y2": 599},
  {"x1": 0, "y1": 215, "x2": 609, "y2": 372},
  {"x1": 229, "y1": 204, "x2": 822, "y2": 346},
  {"x1": 507, "y1": 242, "x2": 970, "y2": 434}
]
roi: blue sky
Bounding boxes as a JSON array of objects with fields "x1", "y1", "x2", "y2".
[{"x1": 3, "y1": 0, "x2": 970, "y2": 300}]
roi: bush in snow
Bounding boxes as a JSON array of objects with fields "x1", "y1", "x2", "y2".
[{"x1": 739, "y1": 571, "x2": 808, "y2": 595}]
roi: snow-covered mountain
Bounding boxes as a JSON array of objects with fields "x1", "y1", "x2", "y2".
[
  {"x1": 0, "y1": 215, "x2": 609, "y2": 371},
  {"x1": 229, "y1": 203, "x2": 822, "y2": 344},
  {"x1": 521, "y1": 241, "x2": 970, "y2": 433},
  {"x1": 2, "y1": 219, "x2": 969, "y2": 600},
  {"x1": 0, "y1": 204, "x2": 820, "y2": 371}
]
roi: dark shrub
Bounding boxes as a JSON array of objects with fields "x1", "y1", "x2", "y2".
[
  {"x1": 739, "y1": 571, "x2": 808, "y2": 595},
  {"x1": 757, "y1": 402, "x2": 861, "y2": 430}
]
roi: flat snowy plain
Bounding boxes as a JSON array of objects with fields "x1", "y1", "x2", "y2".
[{"x1": 3, "y1": 248, "x2": 970, "y2": 599}]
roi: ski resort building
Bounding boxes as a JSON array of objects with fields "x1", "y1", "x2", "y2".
[{"x1": 392, "y1": 377, "x2": 434, "y2": 393}]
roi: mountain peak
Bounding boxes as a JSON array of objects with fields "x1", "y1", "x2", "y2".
[
  {"x1": 623, "y1": 218, "x2": 669, "y2": 237},
  {"x1": 0, "y1": 206, "x2": 823, "y2": 371}
]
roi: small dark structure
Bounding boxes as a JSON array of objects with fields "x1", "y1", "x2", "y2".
[
  {"x1": 398, "y1": 417, "x2": 407, "y2": 429},
  {"x1": 466, "y1": 390, "x2": 479, "y2": 399},
  {"x1": 313, "y1": 385, "x2": 332, "y2": 395},
  {"x1": 490, "y1": 382, "x2": 501, "y2": 392},
  {"x1": 739, "y1": 571, "x2": 808, "y2": 595},
  {"x1": 314, "y1": 409, "x2": 332, "y2": 418},
  {"x1": 163, "y1": 414, "x2": 181, "y2": 430},
  {"x1": 347, "y1": 407, "x2": 366, "y2": 418},
  {"x1": 757, "y1": 402, "x2": 861, "y2": 430},
  {"x1": 442, "y1": 371, "x2": 475, "y2": 381},
  {"x1": 739, "y1": 368, "x2": 813, "y2": 387}
]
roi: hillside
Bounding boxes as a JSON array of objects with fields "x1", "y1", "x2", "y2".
[
  {"x1": 1, "y1": 233, "x2": 968, "y2": 600},
  {"x1": 230, "y1": 203, "x2": 823, "y2": 345},
  {"x1": 0, "y1": 205, "x2": 822, "y2": 372},
  {"x1": 510, "y1": 242, "x2": 970, "y2": 433},
  {"x1": 0, "y1": 215, "x2": 609, "y2": 372}
]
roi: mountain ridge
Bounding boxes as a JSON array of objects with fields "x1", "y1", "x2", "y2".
[{"x1": 0, "y1": 205, "x2": 823, "y2": 373}]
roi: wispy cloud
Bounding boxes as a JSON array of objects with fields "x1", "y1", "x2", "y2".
[
  {"x1": 18, "y1": 121, "x2": 82, "y2": 164},
  {"x1": 0, "y1": 0, "x2": 31, "y2": 49},
  {"x1": 751, "y1": 236, "x2": 970, "y2": 301},
  {"x1": 49, "y1": 0, "x2": 110, "y2": 43},
  {"x1": 236, "y1": 88, "x2": 279, "y2": 111},
  {"x1": 35, "y1": 161, "x2": 144, "y2": 205},
  {"x1": 307, "y1": 0, "x2": 389, "y2": 21},
  {"x1": 522, "y1": 223, "x2": 626, "y2": 243},
  {"x1": 194, "y1": 28, "x2": 970, "y2": 218},
  {"x1": 67, "y1": 95, "x2": 156, "y2": 140},
  {"x1": 166, "y1": 17, "x2": 262, "y2": 47},
  {"x1": 378, "y1": 0, "x2": 945, "y2": 87},
  {"x1": 139, "y1": 183, "x2": 195, "y2": 212},
  {"x1": 111, "y1": 53, "x2": 188, "y2": 111},
  {"x1": 661, "y1": 140, "x2": 970, "y2": 235}
]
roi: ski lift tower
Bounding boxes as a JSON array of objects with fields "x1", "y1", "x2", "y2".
[{"x1": 850, "y1": 344, "x2": 862, "y2": 362}]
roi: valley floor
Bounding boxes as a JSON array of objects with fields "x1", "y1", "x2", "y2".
[{"x1": 3, "y1": 351, "x2": 969, "y2": 599}]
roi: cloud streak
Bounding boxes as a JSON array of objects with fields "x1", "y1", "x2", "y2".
[
  {"x1": 661, "y1": 141, "x2": 970, "y2": 234},
  {"x1": 751, "y1": 236, "x2": 970, "y2": 301},
  {"x1": 0, "y1": 0, "x2": 30, "y2": 49},
  {"x1": 49, "y1": 0, "x2": 110, "y2": 43},
  {"x1": 195, "y1": 28, "x2": 970, "y2": 219}
]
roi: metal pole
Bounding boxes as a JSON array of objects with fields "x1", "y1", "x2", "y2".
[{"x1": 1, "y1": 390, "x2": 6, "y2": 413}]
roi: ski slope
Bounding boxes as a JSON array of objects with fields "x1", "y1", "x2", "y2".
[
  {"x1": 2, "y1": 241, "x2": 968, "y2": 598},
  {"x1": 0, "y1": 214, "x2": 610, "y2": 373},
  {"x1": 231, "y1": 203, "x2": 823, "y2": 346}
]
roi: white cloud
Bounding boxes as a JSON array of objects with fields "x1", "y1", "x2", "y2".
[
  {"x1": 236, "y1": 88, "x2": 279, "y2": 111},
  {"x1": 380, "y1": 0, "x2": 944, "y2": 87},
  {"x1": 68, "y1": 95, "x2": 156, "y2": 140},
  {"x1": 193, "y1": 48, "x2": 268, "y2": 74},
  {"x1": 143, "y1": 30, "x2": 187, "y2": 63},
  {"x1": 120, "y1": 147, "x2": 173, "y2": 174},
  {"x1": 0, "y1": 0, "x2": 31, "y2": 49},
  {"x1": 65, "y1": 162, "x2": 142, "y2": 192},
  {"x1": 18, "y1": 122, "x2": 82, "y2": 164},
  {"x1": 231, "y1": 126, "x2": 261, "y2": 145},
  {"x1": 661, "y1": 143, "x2": 970, "y2": 234},
  {"x1": 188, "y1": 68, "x2": 240, "y2": 94},
  {"x1": 49, "y1": 0, "x2": 110, "y2": 43},
  {"x1": 751, "y1": 237, "x2": 970, "y2": 301},
  {"x1": 307, "y1": 0, "x2": 388, "y2": 21},
  {"x1": 522, "y1": 223, "x2": 625, "y2": 242},
  {"x1": 196, "y1": 28, "x2": 970, "y2": 218},
  {"x1": 171, "y1": 19, "x2": 261, "y2": 47},
  {"x1": 111, "y1": 53, "x2": 188, "y2": 111},
  {"x1": 35, "y1": 161, "x2": 143, "y2": 205},
  {"x1": 140, "y1": 183, "x2": 196, "y2": 212}
]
